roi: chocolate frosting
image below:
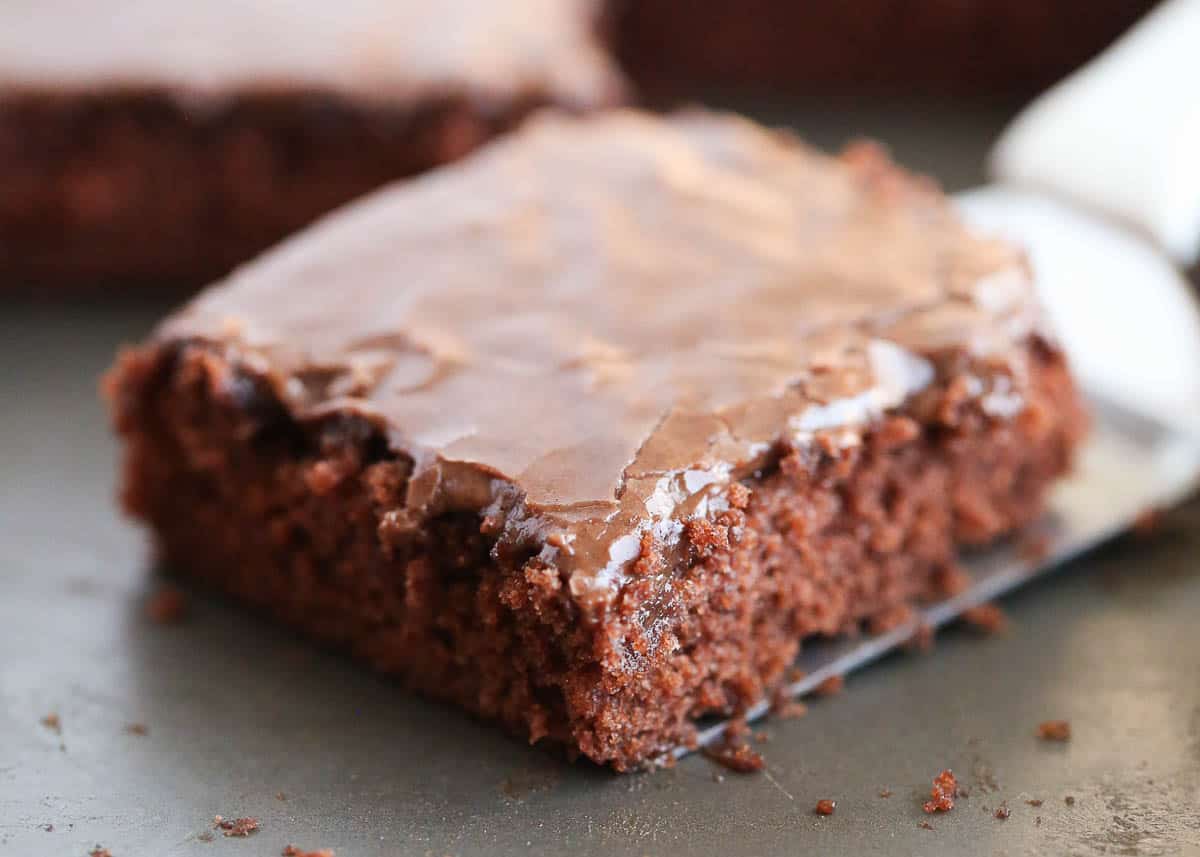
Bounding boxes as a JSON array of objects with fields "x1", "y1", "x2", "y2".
[
  {"x1": 157, "y1": 110, "x2": 1042, "y2": 606},
  {"x1": 0, "y1": 0, "x2": 623, "y2": 109}
]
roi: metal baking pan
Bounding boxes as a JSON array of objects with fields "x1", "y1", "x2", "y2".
[{"x1": 4, "y1": 104, "x2": 1200, "y2": 857}]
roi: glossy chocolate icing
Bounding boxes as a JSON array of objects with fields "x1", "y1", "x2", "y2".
[
  {"x1": 157, "y1": 110, "x2": 1043, "y2": 607},
  {"x1": 0, "y1": 0, "x2": 623, "y2": 109}
]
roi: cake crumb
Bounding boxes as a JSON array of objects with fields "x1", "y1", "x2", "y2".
[
  {"x1": 919, "y1": 821, "x2": 934, "y2": 830},
  {"x1": 1037, "y1": 720, "x2": 1071, "y2": 741},
  {"x1": 1036, "y1": 815, "x2": 1043, "y2": 826},
  {"x1": 214, "y1": 816, "x2": 259, "y2": 837},
  {"x1": 923, "y1": 769, "x2": 958, "y2": 813},
  {"x1": 933, "y1": 563, "x2": 971, "y2": 597},
  {"x1": 89, "y1": 847, "x2": 112, "y2": 857},
  {"x1": 775, "y1": 699, "x2": 809, "y2": 719},
  {"x1": 304, "y1": 460, "x2": 346, "y2": 495},
  {"x1": 814, "y1": 799, "x2": 836, "y2": 816},
  {"x1": 962, "y1": 603, "x2": 1009, "y2": 635},
  {"x1": 1133, "y1": 506, "x2": 1164, "y2": 537},
  {"x1": 703, "y1": 742, "x2": 765, "y2": 774},
  {"x1": 1019, "y1": 531, "x2": 1051, "y2": 563},
  {"x1": 1026, "y1": 798, "x2": 1043, "y2": 807},
  {"x1": 146, "y1": 587, "x2": 188, "y2": 624},
  {"x1": 905, "y1": 622, "x2": 936, "y2": 652},
  {"x1": 276, "y1": 791, "x2": 287, "y2": 801},
  {"x1": 995, "y1": 803, "x2": 1010, "y2": 820},
  {"x1": 282, "y1": 847, "x2": 335, "y2": 857},
  {"x1": 40, "y1": 713, "x2": 61, "y2": 734},
  {"x1": 814, "y1": 675, "x2": 844, "y2": 697},
  {"x1": 1064, "y1": 795, "x2": 1076, "y2": 806},
  {"x1": 878, "y1": 788, "x2": 893, "y2": 798},
  {"x1": 867, "y1": 603, "x2": 915, "y2": 635},
  {"x1": 125, "y1": 723, "x2": 148, "y2": 736},
  {"x1": 754, "y1": 731, "x2": 770, "y2": 744},
  {"x1": 197, "y1": 831, "x2": 214, "y2": 842},
  {"x1": 771, "y1": 686, "x2": 808, "y2": 719},
  {"x1": 723, "y1": 718, "x2": 751, "y2": 740}
]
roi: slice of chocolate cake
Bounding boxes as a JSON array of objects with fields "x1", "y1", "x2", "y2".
[
  {"x1": 106, "y1": 110, "x2": 1086, "y2": 770},
  {"x1": 0, "y1": 0, "x2": 624, "y2": 291}
]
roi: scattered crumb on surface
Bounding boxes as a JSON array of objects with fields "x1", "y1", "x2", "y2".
[
  {"x1": 933, "y1": 563, "x2": 971, "y2": 597},
  {"x1": 1019, "y1": 532, "x2": 1051, "y2": 563},
  {"x1": 724, "y1": 718, "x2": 751, "y2": 740},
  {"x1": 814, "y1": 675, "x2": 844, "y2": 697},
  {"x1": 867, "y1": 603, "x2": 915, "y2": 635},
  {"x1": 40, "y1": 713, "x2": 61, "y2": 734},
  {"x1": 214, "y1": 816, "x2": 259, "y2": 837},
  {"x1": 879, "y1": 788, "x2": 893, "y2": 798},
  {"x1": 919, "y1": 821, "x2": 934, "y2": 830},
  {"x1": 88, "y1": 847, "x2": 112, "y2": 857},
  {"x1": 42, "y1": 823, "x2": 53, "y2": 832},
  {"x1": 1026, "y1": 798, "x2": 1043, "y2": 807},
  {"x1": 703, "y1": 741, "x2": 765, "y2": 774},
  {"x1": 711, "y1": 772, "x2": 725, "y2": 784},
  {"x1": 814, "y1": 799, "x2": 836, "y2": 816},
  {"x1": 282, "y1": 847, "x2": 335, "y2": 857},
  {"x1": 770, "y1": 686, "x2": 809, "y2": 719},
  {"x1": 125, "y1": 723, "x2": 148, "y2": 736},
  {"x1": 995, "y1": 803, "x2": 1010, "y2": 820},
  {"x1": 754, "y1": 731, "x2": 769, "y2": 744},
  {"x1": 197, "y1": 831, "x2": 214, "y2": 843},
  {"x1": 962, "y1": 603, "x2": 1009, "y2": 635},
  {"x1": 703, "y1": 720, "x2": 765, "y2": 773},
  {"x1": 1037, "y1": 720, "x2": 1071, "y2": 741},
  {"x1": 146, "y1": 587, "x2": 188, "y2": 624},
  {"x1": 1133, "y1": 506, "x2": 1164, "y2": 537},
  {"x1": 1036, "y1": 816, "x2": 1043, "y2": 826},
  {"x1": 776, "y1": 699, "x2": 809, "y2": 719},
  {"x1": 905, "y1": 622, "x2": 935, "y2": 652},
  {"x1": 1064, "y1": 795, "x2": 1076, "y2": 806},
  {"x1": 923, "y1": 769, "x2": 958, "y2": 814},
  {"x1": 276, "y1": 792, "x2": 287, "y2": 801}
]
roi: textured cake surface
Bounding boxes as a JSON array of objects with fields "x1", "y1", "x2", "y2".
[{"x1": 160, "y1": 110, "x2": 1044, "y2": 608}]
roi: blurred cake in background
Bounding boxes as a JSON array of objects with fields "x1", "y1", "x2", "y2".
[
  {"x1": 0, "y1": 0, "x2": 624, "y2": 292},
  {"x1": 616, "y1": 0, "x2": 1160, "y2": 98},
  {"x1": 0, "y1": 0, "x2": 1159, "y2": 292}
]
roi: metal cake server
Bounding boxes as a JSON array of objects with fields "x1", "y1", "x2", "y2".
[{"x1": 684, "y1": 0, "x2": 1200, "y2": 758}]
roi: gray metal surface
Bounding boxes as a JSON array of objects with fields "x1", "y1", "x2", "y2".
[{"x1": 3, "y1": 105, "x2": 1200, "y2": 857}]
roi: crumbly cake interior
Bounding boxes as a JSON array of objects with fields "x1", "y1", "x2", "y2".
[{"x1": 108, "y1": 336, "x2": 1083, "y2": 770}]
